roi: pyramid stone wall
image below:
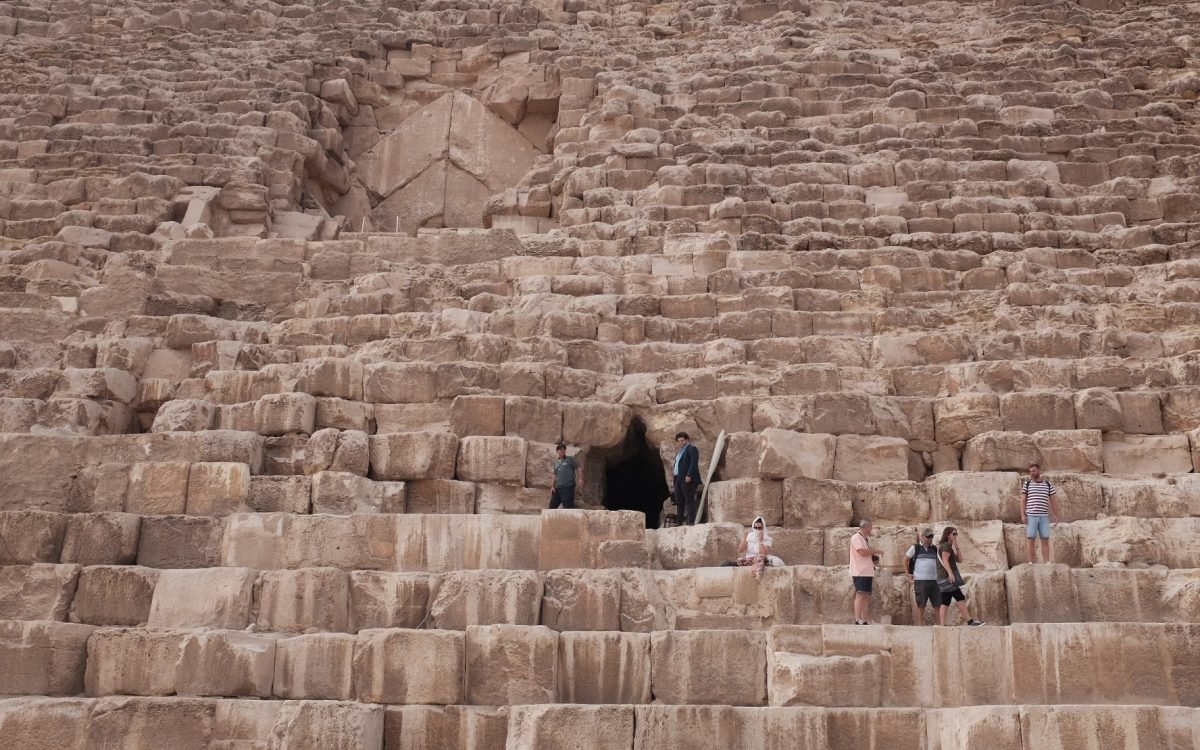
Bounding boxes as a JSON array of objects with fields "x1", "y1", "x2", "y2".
[{"x1": 1, "y1": 0, "x2": 1200, "y2": 747}]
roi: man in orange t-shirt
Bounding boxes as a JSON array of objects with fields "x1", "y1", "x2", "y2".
[{"x1": 850, "y1": 519, "x2": 882, "y2": 625}]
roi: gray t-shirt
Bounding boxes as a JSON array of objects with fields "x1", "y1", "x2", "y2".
[{"x1": 553, "y1": 456, "x2": 579, "y2": 488}]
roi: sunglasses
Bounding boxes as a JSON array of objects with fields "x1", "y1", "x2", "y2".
[{"x1": 924, "y1": 535, "x2": 933, "y2": 539}]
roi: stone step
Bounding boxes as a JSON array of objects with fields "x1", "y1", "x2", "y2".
[
  {"x1": 4, "y1": 562, "x2": 1199, "y2": 631},
  {"x1": 2, "y1": 621, "x2": 1197, "y2": 709},
  {"x1": 1, "y1": 697, "x2": 1194, "y2": 750}
]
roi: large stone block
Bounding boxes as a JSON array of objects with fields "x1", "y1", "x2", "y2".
[
  {"x1": 348, "y1": 572, "x2": 434, "y2": 632},
  {"x1": 249, "y1": 475, "x2": 312, "y2": 513},
  {"x1": 928, "y1": 472, "x2": 1022, "y2": 522},
  {"x1": 69, "y1": 565, "x2": 158, "y2": 627},
  {"x1": 269, "y1": 700, "x2": 384, "y2": 750},
  {"x1": 538, "y1": 510, "x2": 646, "y2": 570},
  {"x1": 305, "y1": 428, "x2": 370, "y2": 476},
  {"x1": 312, "y1": 471, "x2": 405, "y2": 514},
  {"x1": 1102, "y1": 434, "x2": 1194, "y2": 474},
  {"x1": 561, "y1": 402, "x2": 631, "y2": 449},
  {"x1": 59, "y1": 513, "x2": 140, "y2": 565},
  {"x1": 253, "y1": 392, "x2": 317, "y2": 436},
  {"x1": 850, "y1": 481, "x2": 929, "y2": 524},
  {"x1": 541, "y1": 570, "x2": 622, "y2": 632},
  {"x1": 783, "y1": 477, "x2": 853, "y2": 527},
  {"x1": 256, "y1": 568, "x2": 350, "y2": 633},
  {"x1": 465, "y1": 625, "x2": 558, "y2": 705},
  {"x1": 475, "y1": 484, "x2": 546, "y2": 515},
  {"x1": 706, "y1": 479, "x2": 784, "y2": 526},
  {"x1": 148, "y1": 567, "x2": 256, "y2": 629},
  {"x1": 456, "y1": 436, "x2": 528, "y2": 483},
  {"x1": 1033, "y1": 430, "x2": 1103, "y2": 473},
  {"x1": 363, "y1": 362, "x2": 437, "y2": 404},
  {"x1": 833, "y1": 435, "x2": 909, "y2": 482},
  {"x1": 405, "y1": 479, "x2": 477, "y2": 514},
  {"x1": 125, "y1": 462, "x2": 189, "y2": 514},
  {"x1": 769, "y1": 652, "x2": 883, "y2": 707},
  {"x1": 136, "y1": 515, "x2": 224, "y2": 568},
  {"x1": 934, "y1": 394, "x2": 1001, "y2": 443},
  {"x1": 429, "y1": 570, "x2": 543, "y2": 629},
  {"x1": 273, "y1": 633, "x2": 357, "y2": 700},
  {"x1": 651, "y1": 523, "x2": 741, "y2": 569},
  {"x1": 84, "y1": 628, "x2": 182, "y2": 696},
  {"x1": 650, "y1": 630, "x2": 767, "y2": 706},
  {"x1": 758, "y1": 429, "x2": 835, "y2": 479},
  {"x1": 0, "y1": 563, "x2": 79, "y2": 621},
  {"x1": 381, "y1": 705, "x2": 508, "y2": 750},
  {"x1": 369, "y1": 432, "x2": 459, "y2": 480},
  {"x1": 508, "y1": 705, "x2": 636, "y2": 750},
  {"x1": 449, "y1": 395, "x2": 505, "y2": 437},
  {"x1": 1000, "y1": 392, "x2": 1075, "y2": 432},
  {"x1": 185, "y1": 462, "x2": 251, "y2": 516},
  {"x1": 353, "y1": 629, "x2": 464, "y2": 705},
  {"x1": 962, "y1": 431, "x2": 1038, "y2": 472},
  {"x1": 0, "y1": 510, "x2": 67, "y2": 564},
  {"x1": 1005, "y1": 564, "x2": 1081, "y2": 623},
  {"x1": 558, "y1": 631, "x2": 651, "y2": 704},
  {"x1": 176, "y1": 630, "x2": 277, "y2": 698},
  {"x1": 0, "y1": 621, "x2": 95, "y2": 696},
  {"x1": 0, "y1": 696, "x2": 91, "y2": 749}
]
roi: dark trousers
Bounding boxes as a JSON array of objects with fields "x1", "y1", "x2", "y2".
[
  {"x1": 549, "y1": 484, "x2": 576, "y2": 509},
  {"x1": 672, "y1": 476, "x2": 699, "y2": 524}
]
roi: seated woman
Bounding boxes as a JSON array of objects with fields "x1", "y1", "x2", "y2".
[{"x1": 735, "y1": 516, "x2": 784, "y2": 579}]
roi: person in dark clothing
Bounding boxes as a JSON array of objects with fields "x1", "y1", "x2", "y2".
[
  {"x1": 548, "y1": 443, "x2": 583, "y2": 509},
  {"x1": 670, "y1": 432, "x2": 702, "y2": 524}
]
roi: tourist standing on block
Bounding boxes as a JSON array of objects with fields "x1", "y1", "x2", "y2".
[
  {"x1": 671, "y1": 432, "x2": 702, "y2": 525},
  {"x1": 850, "y1": 519, "x2": 882, "y2": 625},
  {"x1": 905, "y1": 528, "x2": 940, "y2": 625},
  {"x1": 548, "y1": 443, "x2": 583, "y2": 509},
  {"x1": 935, "y1": 527, "x2": 984, "y2": 626},
  {"x1": 1020, "y1": 463, "x2": 1058, "y2": 563}
]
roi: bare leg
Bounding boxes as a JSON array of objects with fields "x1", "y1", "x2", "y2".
[
  {"x1": 1041, "y1": 538, "x2": 1051, "y2": 564},
  {"x1": 911, "y1": 600, "x2": 923, "y2": 626},
  {"x1": 1026, "y1": 537, "x2": 1036, "y2": 563},
  {"x1": 855, "y1": 593, "x2": 870, "y2": 623},
  {"x1": 938, "y1": 604, "x2": 947, "y2": 626},
  {"x1": 955, "y1": 600, "x2": 971, "y2": 623}
]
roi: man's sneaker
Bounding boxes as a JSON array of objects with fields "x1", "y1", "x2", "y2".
[{"x1": 967, "y1": 619, "x2": 985, "y2": 626}]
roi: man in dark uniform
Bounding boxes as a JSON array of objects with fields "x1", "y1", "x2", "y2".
[{"x1": 671, "y1": 432, "x2": 702, "y2": 524}]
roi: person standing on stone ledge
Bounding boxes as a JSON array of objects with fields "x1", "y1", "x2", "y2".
[
  {"x1": 671, "y1": 432, "x2": 702, "y2": 525},
  {"x1": 850, "y1": 519, "x2": 883, "y2": 625},
  {"x1": 548, "y1": 443, "x2": 583, "y2": 510},
  {"x1": 936, "y1": 526, "x2": 984, "y2": 627},
  {"x1": 1020, "y1": 463, "x2": 1059, "y2": 564},
  {"x1": 905, "y1": 528, "x2": 941, "y2": 625}
]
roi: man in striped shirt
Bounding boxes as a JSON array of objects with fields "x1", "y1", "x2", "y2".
[{"x1": 1020, "y1": 463, "x2": 1059, "y2": 563}]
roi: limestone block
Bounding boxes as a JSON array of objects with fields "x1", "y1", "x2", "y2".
[
  {"x1": 185, "y1": 462, "x2": 251, "y2": 516},
  {"x1": 720, "y1": 431, "x2": 763, "y2": 479},
  {"x1": 0, "y1": 696, "x2": 91, "y2": 748},
  {"x1": 282, "y1": 515, "x2": 403, "y2": 571},
  {"x1": 502, "y1": 397, "x2": 562, "y2": 443},
  {"x1": 559, "y1": 632, "x2": 652, "y2": 704},
  {"x1": 833, "y1": 435, "x2": 909, "y2": 482},
  {"x1": 769, "y1": 652, "x2": 883, "y2": 707},
  {"x1": 429, "y1": 570, "x2": 543, "y2": 629},
  {"x1": 60, "y1": 512, "x2": 140, "y2": 564},
  {"x1": 651, "y1": 523, "x2": 741, "y2": 569},
  {"x1": 151, "y1": 399, "x2": 215, "y2": 432},
  {"x1": 0, "y1": 621, "x2": 95, "y2": 696},
  {"x1": 1005, "y1": 564, "x2": 1081, "y2": 623},
  {"x1": 1116, "y1": 391, "x2": 1162, "y2": 434},
  {"x1": 508, "y1": 705, "x2": 636, "y2": 750},
  {"x1": 541, "y1": 570, "x2": 622, "y2": 632},
  {"x1": 148, "y1": 567, "x2": 256, "y2": 629},
  {"x1": 0, "y1": 510, "x2": 68, "y2": 564},
  {"x1": 269, "y1": 700, "x2": 384, "y2": 750},
  {"x1": 305, "y1": 428, "x2": 370, "y2": 476},
  {"x1": 0, "y1": 563, "x2": 79, "y2": 621},
  {"x1": 256, "y1": 568, "x2": 350, "y2": 633},
  {"x1": 1073, "y1": 388, "x2": 1122, "y2": 431},
  {"x1": 363, "y1": 362, "x2": 437, "y2": 404},
  {"x1": 928, "y1": 472, "x2": 1022, "y2": 522},
  {"x1": 465, "y1": 625, "x2": 558, "y2": 705},
  {"x1": 758, "y1": 429, "x2": 835, "y2": 480},
  {"x1": 253, "y1": 392, "x2": 317, "y2": 436},
  {"x1": 962, "y1": 431, "x2": 1038, "y2": 472},
  {"x1": 768, "y1": 529, "x2": 827, "y2": 567},
  {"x1": 220, "y1": 513, "x2": 290, "y2": 570},
  {"x1": 125, "y1": 462, "x2": 189, "y2": 514},
  {"x1": 561, "y1": 402, "x2": 631, "y2": 449},
  {"x1": 850, "y1": 481, "x2": 928, "y2": 524},
  {"x1": 779, "y1": 477, "x2": 851, "y2": 527},
  {"x1": 176, "y1": 631, "x2": 276, "y2": 698},
  {"x1": 84, "y1": 628, "x2": 182, "y2": 696},
  {"x1": 316, "y1": 397, "x2": 375, "y2": 432},
  {"x1": 405, "y1": 479, "x2": 477, "y2": 514},
  {"x1": 456, "y1": 436, "x2": 528, "y2": 484},
  {"x1": 1000, "y1": 392, "x2": 1075, "y2": 432},
  {"x1": 249, "y1": 476, "x2": 311, "y2": 513},
  {"x1": 1162, "y1": 387, "x2": 1200, "y2": 432},
  {"x1": 706, "y1": 479, "x2": 784, "y2": 526},
  {"x1": 1103, "y1": 434, "x2": 1193, "y2": 474},
  {"x1": 953, "y1": 521, "x2": 1009, "y2": 573},
  {"x1": 296, "y1": 357, "x2": 364, "y2": 401},
  {"x1": 348, "y1": 572, "x2": 433, "y2": 631},
  {"x1": 55, "y1": 368, "x2": 138, "y2": 404},
  {"x1": 476, "y1": 484, "x2": 545, "y2": 514},
  {"x1": 381, "y1": 705, "x2": 508, "y2": 750},
  {"x1": 650, "y1": 630, "x2": 767, "y2": 706},
  {"x1": 934, "y1": 394, "x2": 1001, "y2": 443},
  {"x1": 273, "y1": 634, "x2": 357, "y2": 700},
  {"x1": 538, "y1": 510, "x2": 646, "y2": 570},
  {"x1": 69, "y1": 565, "x2": 158, "y2": 626},
  {"x1": 353, "y1": 629, "x2": 464, "y2": 705},
  {"x1": 450, "y1": 395, "x2": 505, "y2": 436},
  {"x1": 369, "y1": 432, "x2": 459, "y2": 480},
  {"x1": 311, "y1": 471, "x2": 406, "y2": 514},
  {"x1": 1033, "y1": 430, "x2": 1103, "y2": 473}
]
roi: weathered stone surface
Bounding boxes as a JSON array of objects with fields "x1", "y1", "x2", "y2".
[
  {"x1": 833, "y1": 435, "x2": 909, "y2": 482},
  {"x1": 273, "y1": 634, "x2": 357, "y2": 700},
  {"x1": 175, "y1": 631, "x2": 276, "y2": 698},
  {"x1": 256, "y1": 568, "x2": 350, "y2": 633},
  {"x1": 757, "y1": 429, "x2": 835, "y2": 480},
  {"x1": 456, "y1": 436, "x2": 527, "y2": 483},
  {"x1": 348, "y1": 572, "x2": 434, "y2": 632},
  {"x1": 353, "y1": 629, "x2": 464, "y2": 705},
  {"x1": 369, "y1": 432, "x2": 459, "y2": 481},
  {"x1": 508, "y1": 704, "x2": 636, "y2": 749},
  {"x1": 465, "y1": 625, "x2": 558, "y2": 705},
  {"x1": 558, "y1": 631, "x2": 651, "y2": 704},
  {"x1": 651, "y1": 630, "x2": 767, "y2": 706},
  {"x1": 69, "y1": 566, "x2": 158, "y2": 627},
  {"x1": 429, "y1": 569, "x2": 543, "y2": 630},
  {"x1": 148, "y1": 567, "x2": 255, "y2": 629},
  {"x1": 706, "y1": 479, "x2": 784, "y2": 526},
  {"x1": 0, "y1": 564, "x2": 79, "y2": 621},
  {"x1": 0, "y1": 621, "x2": 95, "y2": 696}
]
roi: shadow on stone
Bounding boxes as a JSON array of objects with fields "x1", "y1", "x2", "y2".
[{"x1": 602, "y1": 417, "x2": 670, "y2": 529}]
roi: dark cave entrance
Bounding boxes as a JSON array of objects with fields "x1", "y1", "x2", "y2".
[{"x1": 602, "y1": 417, "x2": 671, "y2": 529}]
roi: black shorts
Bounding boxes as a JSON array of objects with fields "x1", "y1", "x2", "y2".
[
  {"x1": 914, "y1": 580, "x2": 940, "y2": 608},
  {"x1": 852, "y1": 576, "x2": 873, "y2": 594},
  {"x1": 941, "y1": 587, "x2": 965, "y2": 606}
]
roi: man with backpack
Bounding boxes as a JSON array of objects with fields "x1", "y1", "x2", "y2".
[
  {"x1": 1020, "y1": 463, "x2": 1059, "y2": 563},
  {"x1": 905, "y1": 528, "x2": 940, "y2": 625}
]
